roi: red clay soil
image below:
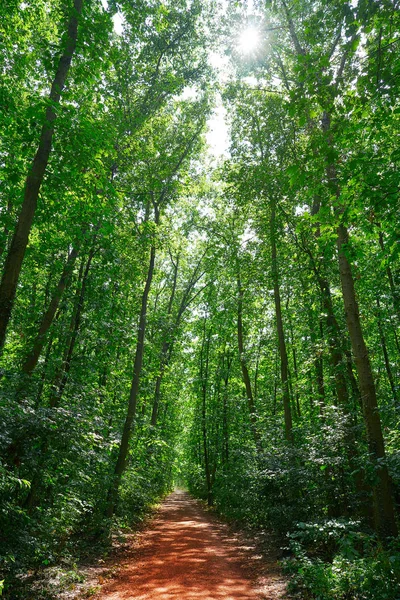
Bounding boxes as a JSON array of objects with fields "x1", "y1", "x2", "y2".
[{"x1": 95, "y1": 490, "x2": 287, "y2": 600}]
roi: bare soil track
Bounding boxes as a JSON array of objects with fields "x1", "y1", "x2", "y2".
[{"x1": 94, "y1": 490, "x2": 287, "y2": 600}]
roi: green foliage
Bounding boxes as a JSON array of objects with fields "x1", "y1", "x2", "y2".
[
  {"x1": 284, "y1": 522, "x2": 400, "y2": 600},
  {"x1": 1, "y1": 0, "x2": 400, "y2": 598}
]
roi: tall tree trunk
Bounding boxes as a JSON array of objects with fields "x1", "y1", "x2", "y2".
[
  {"x1": 270, "y1": 196, "x2": 293, "y2": 443},
  {"x1": 337, "y1": 224, "x2": 397, "y2": 537},
  {"x1": 304, "y1": 179, "x2": 369, "y2": 523},
  {"x1": 320, "y1": 108, "x2": 397, "y2": 537},
  {"x1": 106, "y1": 209, "x2": 159, "y2": 518},
  {"x1": 0, "y1": 0, "x2": 83, "y2": 351},
  {"x1": 286, "y1": 301, "x2": 301, "y2": 417}
]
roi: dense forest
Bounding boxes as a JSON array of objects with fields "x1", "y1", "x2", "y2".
[{"x1": 0, "y1": 0, "x2": 399, "y2": 598}]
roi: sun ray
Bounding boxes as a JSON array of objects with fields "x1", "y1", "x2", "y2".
[{"x1": 238, "y1": 27, "x2": 260, "y2": 54}]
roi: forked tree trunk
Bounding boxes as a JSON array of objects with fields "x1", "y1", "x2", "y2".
[{"x1": 0, "y1": 0, "x2": 83, "y2": 351}]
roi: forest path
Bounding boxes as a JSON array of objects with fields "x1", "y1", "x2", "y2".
[{"x1": 95, "y1": 490, "x2": 286, "y2": 600}]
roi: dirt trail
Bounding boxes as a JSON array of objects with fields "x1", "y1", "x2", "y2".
[{"x1": 96, "y1": 490, "x2": 286, "y2": 600}]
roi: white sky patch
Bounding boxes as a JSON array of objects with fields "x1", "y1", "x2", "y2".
[
  {"x1": 208, "y1": 51, "x2": 232, "y2": 83},
  {"x1": 295, "y1": 204, "x2": 309, "y2": 216},
  {"x1": 100, "y1": 0, "x2": 124, "y2": 35},
  {"x1": 206, "y1": 102, "x2": 229, "y2": 157},
  {"x1": 238, "y1": 27, "x2": 260, "y2": 54},
  {"x1": 243, "y1": 75, "x2": 258, "y2": 86},
  {"x1": 112, "y1": 12, "x2": 124, "y2": 35},
  {"x1": 240, "y1": 225, "x2": 258, "y2": 247},
  {"x1": 180, "y1": 86, "x2": 198, "y2": 101}
]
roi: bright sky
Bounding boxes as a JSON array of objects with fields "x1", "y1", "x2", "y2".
[
  {"x1": 100, "y1": 0, "x2": 124, "y2": 34},
  {"x1": 206, "y1": 102, "x2": 229, "y2": 157},
  {"x1": 100, "y1": 0, "x2": 263, "y2": 158}
]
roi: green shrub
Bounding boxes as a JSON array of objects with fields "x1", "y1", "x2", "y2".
[{"x1": 284, "y1": 520, "x2": 400, "y2": 600}]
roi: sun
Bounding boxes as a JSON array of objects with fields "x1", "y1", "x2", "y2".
[{"x1": 238, "y1": 27, "x2": 260, "y2": 54}]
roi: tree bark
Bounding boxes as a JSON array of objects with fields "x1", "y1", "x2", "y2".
[
  {"x1": 337, "y1": 224, "x2": 397, "y2": 537},
  {"x1": 0, "y1": 0, "x2": 83, "y2": 351}
]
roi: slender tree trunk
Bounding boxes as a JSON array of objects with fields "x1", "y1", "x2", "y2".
[
  {"x1": 22, "y1": 245, "x2": 80, "y2": 375},
  {"x1": 313, "y1": 320, "x2": 325, "y2": 414},
  {"x1": 304, "y1": 181, "x2": 370, "y2": 522},
  {"x1": 270, "y1": 196, "x2": 293, "y2": 443},
  {"x1": 302, "y1": 223, "x2": 351, "y2": 407},
  {"x1": 151, "y1": 370, "x2": 164, "y2": 427},
  {"x1": 286, "y1": 294, "x2": 301, "y2": 416},
  {"x1": 150, "y1": 256, "x2": 179, "y2": 426},
  {"x1": 34, "y1": 335, "x2": 55, "y2": 409},
  {"x1": 222, "y1": 351, "x2": 232, "y2": 464},
  {"x1": 23, "y1": 245, "x2": 92, "y2": 509},
  {"x1": 394, "y1": 327, "x2": 400, "y2": 356},
  {"x1": 273, "y1": 350, "x2": 278, "y2": 415},
  {"x1": 376, "y1": 298, "x2": 397, "y2": 402},
  {"x1": 379, "y1": 232, "x2": 400, "y2": 321},
  {"x1": 200, "y1": 328, "x2": 212, "y2": 505},
  {"x1": 0, "y1": 0, "x2": 83, "y2": 351},
  {"x1": 253, "y1": 339, "x2": 262, "y2": 402},
  {"x1": 106, "y1": 209, "x2": 159, "y2": 518},
  {"x1": 49, "y1": 245, "x2": 95, "y2": 407},
  {"x1": 236, "y1": 269, "x2": 260, "y2": 447},
  {"x1": 0, "y1": 199, "x2": 13, "y2": 260}
]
